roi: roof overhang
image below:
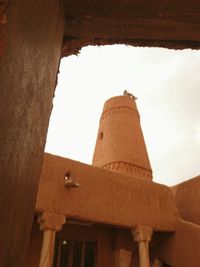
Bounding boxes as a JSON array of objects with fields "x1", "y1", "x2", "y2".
[{"x1": 62, "y1": 0, "x2": 200, "y2": 56}]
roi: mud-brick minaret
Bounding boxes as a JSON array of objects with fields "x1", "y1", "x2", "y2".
[{"x1": 92, "y1": 94, "x2": 152, "y2": 180}]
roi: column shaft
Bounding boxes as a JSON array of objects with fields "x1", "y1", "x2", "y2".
[
  {"x1": 138, "y1": 241, "x2": 150, "y2": 267},
  {"x1": 38, "y1": 213, "x2": 66, "y2": 267},
  {"x1": 131, "y1": 226, "x2": 152, "y2": 267},
  {"x1": 39, "y1": 229, "x2": 56, "y2": 267}
]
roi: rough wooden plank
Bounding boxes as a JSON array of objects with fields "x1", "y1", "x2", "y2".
[
  {"x1": 62, "y1": 0, "x2": 200, "y2": 56},
  {"x1": 65, "y1": 17, "x2": 200, "y2": 41}
]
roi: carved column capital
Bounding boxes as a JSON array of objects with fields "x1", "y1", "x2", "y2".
[
  {"x1": 131, "y1": 226, "x2": 153, "y2": 267},
  {"x1": 131, "y1": 225, "x2": 153, "y2": 243},
  {"x1": 38, "y1": 212, "x2": 66, "y2": 231}
]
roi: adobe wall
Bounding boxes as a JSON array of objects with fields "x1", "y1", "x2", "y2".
[
  {"x1": 0, "y1": 1, "x2": 64, "y2": 266},
  {"x1": 156, "y1": 219, "x2": 200, "y2": 267},
  {"x1": 36, "y1": 153, "x2": 178, "y2": 231},
  {"x1": 171, "y1": 176, "x2": 200, "y2": 225}
]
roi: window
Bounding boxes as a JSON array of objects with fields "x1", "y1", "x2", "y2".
[{"x1": 53, "y1": 240, "x2": 96, "y2": 267}]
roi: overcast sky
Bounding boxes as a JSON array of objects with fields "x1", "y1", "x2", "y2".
[{"x1": 45, "y1": 45, "x2": 200, "y2": 186}]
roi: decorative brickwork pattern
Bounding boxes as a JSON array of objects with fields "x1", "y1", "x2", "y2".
[
  {"x1": 102, "y1": 161, "x2": 152, "y2": 179},
  {"x1": 100, "y1": 106, "x2": 139, "y2": 121}
]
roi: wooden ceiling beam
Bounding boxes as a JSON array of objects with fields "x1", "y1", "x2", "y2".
[{"x1": 62, "y1": 1, "x2": 200, "y2": 56}]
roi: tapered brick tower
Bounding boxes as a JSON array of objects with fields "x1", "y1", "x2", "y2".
[{"x1": 92, "y1": 94, "x2": 152, "y2": 180}]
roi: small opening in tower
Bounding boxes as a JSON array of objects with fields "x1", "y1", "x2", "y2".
[{"x1": 99, "y1": 131, "x2": 104, "y2": 140}]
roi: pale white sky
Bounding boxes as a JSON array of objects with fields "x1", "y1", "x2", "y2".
[{"x1": 45, "y1": 45, "x2": 200, "y2": 186}]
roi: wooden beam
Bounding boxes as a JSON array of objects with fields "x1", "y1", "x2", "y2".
[
  {"x1": 65, "y1": 17, "x2": 200, "y2": 41},
  {"x1": 62, "y1": 1, "x2": 200, "y2": 56}
]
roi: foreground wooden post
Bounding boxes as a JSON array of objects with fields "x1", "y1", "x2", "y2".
[
  {"x1": 132, "y1": 226, "x2": 152, "y2": 267},
  {"x1": 0, "y1": 1, "x2": 65, "y2": 266},
  {"x1": 39, "y1": 230, "x2": 56, "y2": 267},
  {"x1": 38, "y1": 212, "x2": 65, "y2": 267}
]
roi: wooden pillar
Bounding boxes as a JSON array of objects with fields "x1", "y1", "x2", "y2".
[
  {"x1": 0, "y1": 1, "x2": 64, "y2": 266},
  {"x1": 39, "y1": 230, "x2": 56, "y2": 267},
  {"x1": 131, "y1": 226, "x2": 152, "y2": 267},
  {"x1": 38, "y1": 212, "x2": 65, "y2": 267},
  {"x1": 114, "y1": 249, "x2": 132, "y2": 267}
]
